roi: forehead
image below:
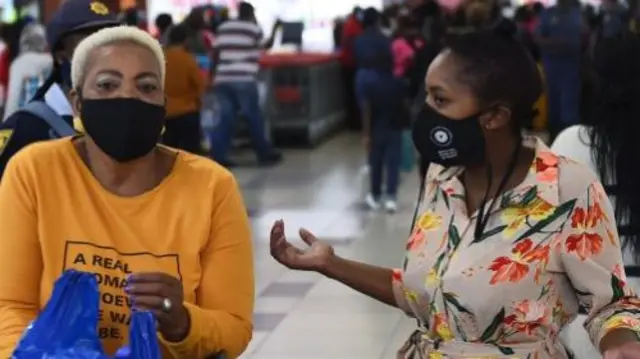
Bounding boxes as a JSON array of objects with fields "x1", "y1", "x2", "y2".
[
  {"x1": 86, "y1": 42, "x2": 161, "y2": 77},
  {"x1": 426, "y1": 51, "x2": 461, "y2": 87}
]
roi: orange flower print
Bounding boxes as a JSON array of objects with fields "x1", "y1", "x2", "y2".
[
  {"x1": 433, "y1": 312, "x2": 454, "y2": 340},
  {"x1": 613, "y1": 263, "x2": 624, "y2": 280},
  {"x1": 504, "y1": 299, "x2": 550, "y2": 335},
  {"x1": 406, "y1": 229, "x2": 425, "y2": 251},
  {"x1": 407, "y1": 211, "x2": 442, "y2": 251},
  {"x1": 535, "y1": 151, "x2": 559, "y2": 183},
  {"x1": 488, "y1": 239, "x2": 550, "y2": 285},
  {"x1": 565, "y1": 206, "x2": 604, "y2": 261}
]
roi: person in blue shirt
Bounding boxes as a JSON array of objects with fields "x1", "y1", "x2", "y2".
[
  {"x1": 353, "y1": 9, "x2": 407, "y2": 213},
  {"x1": 535, "y1": 0, "x2": 583, "y2": 141},
  {"x1": 353, "y1": 7, "x2": 394, "y2": 110}
]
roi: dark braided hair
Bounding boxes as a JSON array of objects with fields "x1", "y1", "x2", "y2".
[
  {"x1": 584, "y1": 34, "x2": 640, "y2": 260},
  {"x1": 443, "y1": 21, "x2": 542, "y2": 133}
]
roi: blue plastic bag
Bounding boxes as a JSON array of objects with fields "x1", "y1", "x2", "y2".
[
  {"x1": 114, "y1": 312, "x2": 161, "y2": 359},
  {"x1": 12, "y1": 270, "x2": 161, "y2": 359},
  {"x1": 12, "y1": 270, "x2": 107, "y2": 359},
  {"x1": 401, "y1": 129, "x2": 416, "y2": 173}
]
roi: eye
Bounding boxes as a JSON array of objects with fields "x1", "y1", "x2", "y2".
[
  {"x1": 96, "y1": 80, "x2": 118, "y2": 92},
  {"x1": 428, "y1": 92, "x2": 449, "y2": 107},
  {"x1": 138, "y1": 83, "x2": 159, "y2": 94}
]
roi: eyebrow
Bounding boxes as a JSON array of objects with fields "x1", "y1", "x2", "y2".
[{"x1": 95, "y1": 70, "x2": 160, "y2": 80}]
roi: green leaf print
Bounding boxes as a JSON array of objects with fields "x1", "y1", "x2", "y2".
[
  {"x1": 443, "y1": 292, "x2": 471, "y2": 313},
  {"x1": 440, "y1": 188, "x2": 450, "y2": 209},
  {"x1": 612, "y1": 273, "x2": 625, "y2": 302},
  {"x1": 448, "y1": 220, "x2": 461, "y2": 249},
  {"x1": 480, "y1": 308, "x2": 506, "y2": 342},
  {"x1": 519, "y1": 186, "x2": 538, "y2": 206},
  {"x1": 514, "y1": 199, "x2": 577, "y2": 243},
  {"x1": 497, "y1": 345, "x2": 515, "y2": 355},
  {"x1": 471, "y1": 225, "x2": 508, "y2": 245}
]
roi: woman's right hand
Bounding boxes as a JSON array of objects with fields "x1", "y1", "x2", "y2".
[{"x1": 269, "y1": 220, "x2": 335, "y2": 272}]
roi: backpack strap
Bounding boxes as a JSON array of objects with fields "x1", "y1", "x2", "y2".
[{"x1": 19, "y1": 101, "x2": 75, "y2": 138}]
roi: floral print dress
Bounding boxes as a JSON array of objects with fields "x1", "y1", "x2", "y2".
[{"x1": 392, "y1": 138, "x2": 640, "y2": 358}]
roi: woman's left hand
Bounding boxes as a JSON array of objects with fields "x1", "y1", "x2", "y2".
[
  {"x1": 126, "y1": 272, "x2": 190, "y2": 342},
  {"x1": 604, "y1": 341, "x2": 640, "y2": 359}
]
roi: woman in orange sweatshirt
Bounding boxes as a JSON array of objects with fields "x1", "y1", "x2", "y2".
[
  {"x1": 0, "y1": 26, "x2": 253, "y2": 359},
  {"x1": 163, "y1": 24, "x2": 207, "y2": 154}
]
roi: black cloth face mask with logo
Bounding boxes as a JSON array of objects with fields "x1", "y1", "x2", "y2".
[
  {"x1": 411, "y1": 103, "x2": 486, "y2": 167},
  {"x1": 80, "y1": 97, "x2": 166, "y2": 162},
  {"x1": 411, "y1": 102, "x2": 521, "y2": 242}
]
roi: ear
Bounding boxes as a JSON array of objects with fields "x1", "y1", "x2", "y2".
[
  {"x1": 479, "y1": 105, "x2": 512, "y2": 130},
  {"x1": 69, "y1": 88, "x2": 81, "y2": 116}
]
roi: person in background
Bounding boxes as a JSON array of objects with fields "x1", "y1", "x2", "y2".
[
  {"x1": 154, "y1": 13, "x2": 173, "y2": 45},
  {"x1": 597, "y1": 0, "x2": 629, "y2": 40},
  {"x1": 361, "y1": 66, "x2": 407, "y2": 213},
  {"x1": 552, "y1": 33, "x2": 640, "y2": 359},
  {"x1": 210, "y1": 1, "x2": 281, "y2": 168},
  {"x1": 535, "y1": 0, "x2": 583, "y2": 141},
  {"x1": 3, "y1": 23, "x2": 52, "y2": 120},
  {"x1": 353, "y1": 7, "x2": 401, "y2": 212},
  {"x1": 163, "y1": 24, "x2": 206, "y2": 154},
  {"x1": 340, "y1": 6, "x2": 364, "y2": 131},
  {"x1": 0, "y1": 0, "x2": 122, "y2": 179},
  {"x1": 392, "y1": 13, "x2": 425, "y2": 82},
  {"x1": 332, "y1": 17, "x2": 345, "y2": 51},
  {"x1": 0, "y1": 25, "x2": 254, "y2": 359},
  {"x1": 0, "y1": 25, "x2": 10, "y2": 116}
]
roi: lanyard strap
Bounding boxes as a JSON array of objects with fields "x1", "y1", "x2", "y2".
[{"x1": 472, "y1": 144, "x2": 522, "y2": 241}]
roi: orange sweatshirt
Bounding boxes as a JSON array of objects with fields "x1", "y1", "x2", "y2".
[
  {"x1": 0, "y1": 138, "x2": 254, "y2": 358},
  {"x1": 164, "y1": 46, "x2": 207, "y2": 118}
]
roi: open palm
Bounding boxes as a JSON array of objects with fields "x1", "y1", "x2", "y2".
[{"x1": 269, "y1": 220, "x2": 334, "y2": 271}]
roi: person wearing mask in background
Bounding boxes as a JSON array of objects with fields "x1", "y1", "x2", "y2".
[
  {"x1": 210, "y1": 1, "x2": 282, "y2": 168},
  {"x1": 552, "y1": 34, "x2": 640, "y2": 359},
  {"x1": 340, "y1": 6, "x2": 364, "y2": 131},
  {"x1": 0, "y1": 0, "x2": 121, "y2": 179},
  {"x1": 163, "y1": 24, "x2": 206, "y2": 154},
  {"x1": 154, "y1": 13, "x2": 173, "y2": 45},
  {"x1": 3, "y1": 23, "x2": 52, "y2": 120},
  {"x1": 535, "y1": 0, "x2": 583, "y2": 142},
  {"x1": 0, "y1": 25, "x2": 254, "y2": 359}
]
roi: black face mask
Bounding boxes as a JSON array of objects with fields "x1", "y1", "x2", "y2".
[
  {"x1": 80, "y1": 97, "x2": 166, "y2": 162},
  {"x1": 411, "y1": 104, "x2": 486, "y2": 167},
  {"x1": 411, "y1": 103, "x2": 521, "y2": 242}
]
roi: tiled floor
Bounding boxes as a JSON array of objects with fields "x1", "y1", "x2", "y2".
[{"x1": 231, "y1": 132, "x2": 420, "y2": 359}]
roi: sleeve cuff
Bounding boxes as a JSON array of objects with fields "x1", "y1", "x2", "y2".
[
  {"x1": 392, "y1": 268, "x2": 414, "y2": 316},
  {"x1": 158, "y1": 302, "x2": 202, "y2": 357},
  {"x1": 596, "y1": 314, "x2": 640, "y2": 345}
]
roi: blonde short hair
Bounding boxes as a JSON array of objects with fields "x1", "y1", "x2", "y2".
[{"x1": 71, "y1": 25, "x2": 165, "y2": 89}]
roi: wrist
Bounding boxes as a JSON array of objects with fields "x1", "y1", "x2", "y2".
[{"x1": 318, "y1": 254, "x2": 341, "y2": 278}]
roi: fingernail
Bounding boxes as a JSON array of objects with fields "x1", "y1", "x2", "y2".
[{"x1": 124, "y1": 286, "x2": 132, "y2": 293}]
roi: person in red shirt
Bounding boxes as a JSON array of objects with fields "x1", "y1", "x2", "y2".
[{"x1": 340, "y1": 7, "x2": 364, "y2": 131}]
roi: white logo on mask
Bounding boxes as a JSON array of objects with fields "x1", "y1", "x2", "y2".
[{"x1": 430, "y1": 126, "x2": 453, "y2": 147}]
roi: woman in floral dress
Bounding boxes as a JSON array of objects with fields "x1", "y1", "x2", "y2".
[{"x1": 270, "y1": 24, "x2": 640, "y2": 359}]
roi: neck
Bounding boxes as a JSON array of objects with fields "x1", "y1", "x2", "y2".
[
  {"x1": 466, "y1": 134, "x2": 520, "y2": 181},
  {"x1": 80, "y1": 138, "x2": 162, "y2": 197}
]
